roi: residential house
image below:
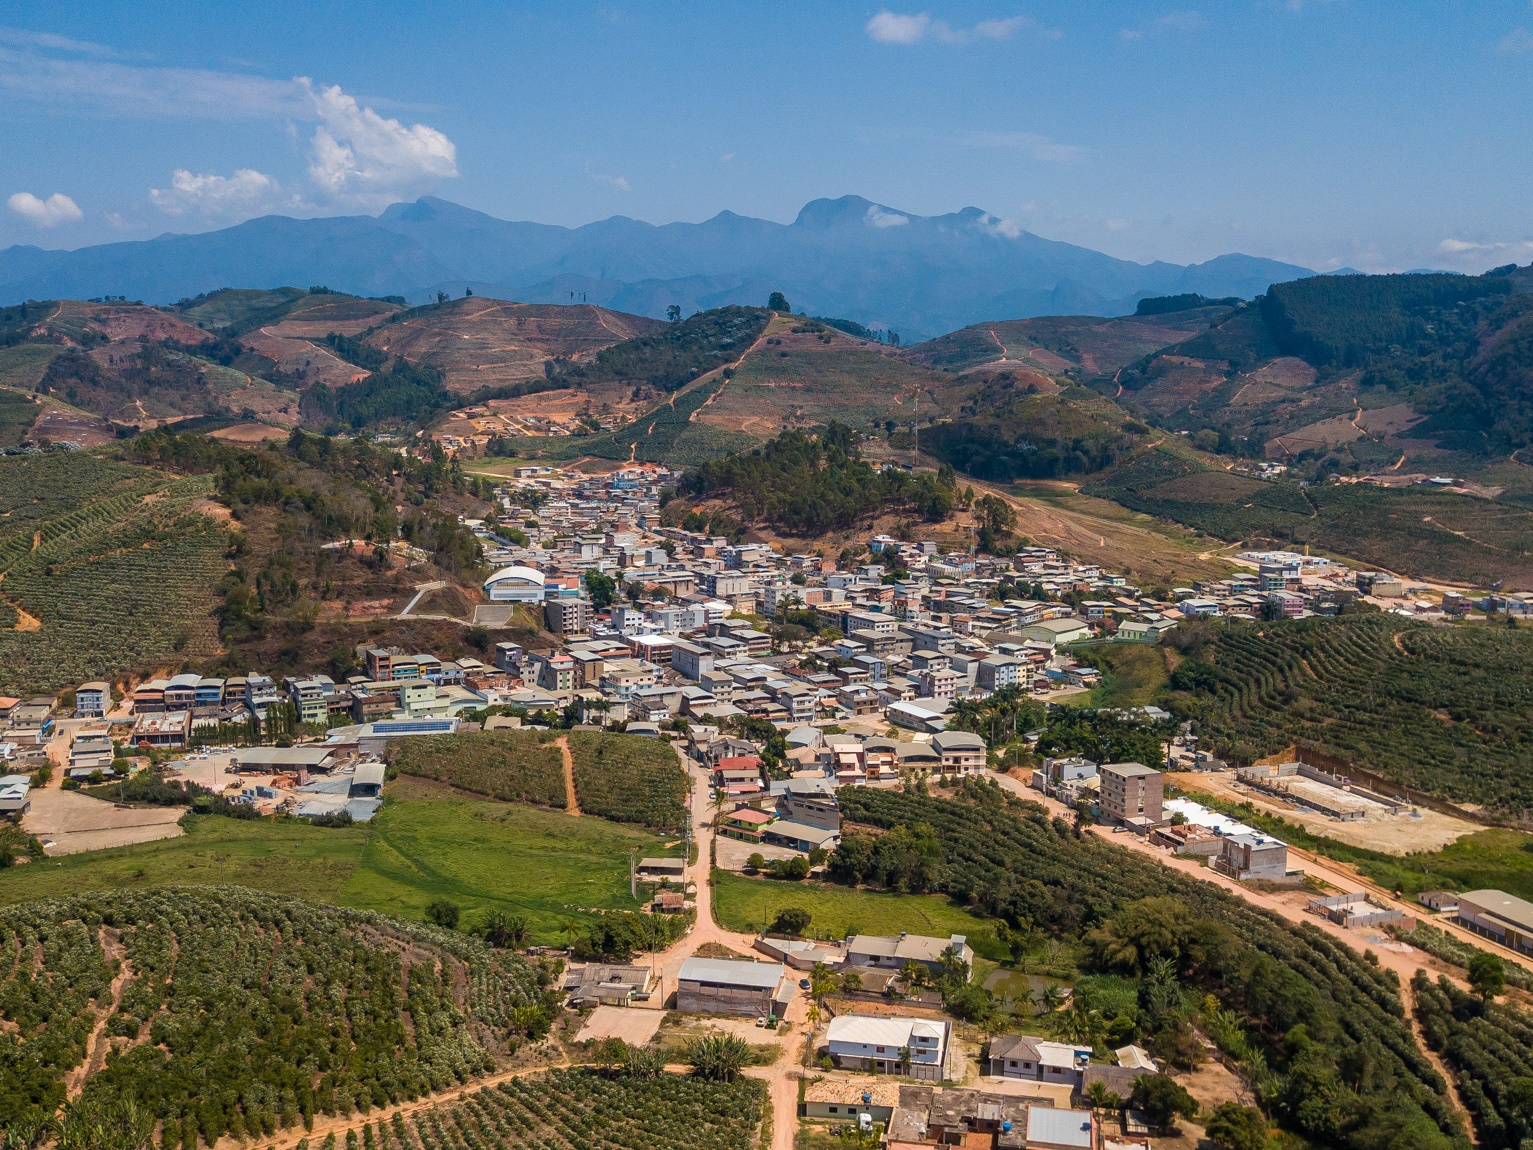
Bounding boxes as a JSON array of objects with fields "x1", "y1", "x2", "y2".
[
  {"x1": 845, "y1": 933, "x2": 974, "y2": 980},
  {"x1": 676, "y1": 957, "x2": 792, "y2": 1017},
  {"x1": 825, "y1": 1014, "x2": 950, "y2": 1080}
]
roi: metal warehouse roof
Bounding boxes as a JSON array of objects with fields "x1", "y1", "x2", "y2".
[{"x1": 677, "y1": 957, "x2": 785, "y2": 990}]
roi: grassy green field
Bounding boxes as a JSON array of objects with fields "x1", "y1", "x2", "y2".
[
  {"x1": 0, "y1": 343, "x2": 61, "y2": 389},
  {"x1": 711, "y1": 870, "x2": 1002, "y2": 956},
  {"x1": 0, "y1": 783, "x2": 667, "y2": 942}
]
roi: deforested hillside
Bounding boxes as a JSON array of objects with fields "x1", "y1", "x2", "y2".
[
  {"x1": 1082, "y1": 444, "x2": 1533, "y2": 586},
  {"x1": 363, "y1": 297, "x2": 664, "y2": 393},
  {"x1": 1110, "y1": 267, "x2": 1533, "y2": 470},
  {"x1": 0, "y1": 887, "x2": 546, "y2": 1139},
  {"x1": 902, "y1": 303, "x2": 1232, "y2": 377}
]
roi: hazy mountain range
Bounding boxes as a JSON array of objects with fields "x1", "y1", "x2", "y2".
[{"x1": 0, "y1": 195, "x2": 1317, "y2": 339}]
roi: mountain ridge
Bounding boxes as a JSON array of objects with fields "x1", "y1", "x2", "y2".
[{"x1": 0, "y1": 196, "x2": 1315, "y2": 340}]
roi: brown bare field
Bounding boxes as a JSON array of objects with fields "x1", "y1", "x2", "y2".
[
  {"x1": 1171, "y1": 770, "x2": 1478, "y2": 855},
  {"x1": 51, "y1": 301, "x2": 210, "y2": 346},
  {"x1": 225, "y1": 380, "x2": 305, "y2": 426},
  {"x1": 365, "y1": 298, "x2": 663, "y2": 394},
  {"x1": 242, "y1": 329, "x2": 365, "y2": 389},
  {"x1": 22, "y1": 784, "x2": 185, "y2": 856},
  {"x1": 1357, "y1": 402, "x2": 1423, "y2": 435},
  {"x1": 209, "y1": 421, "x2": 291, "y2": 444},
  {"x1": 701, "y1": 325, "x2": 949, "y2": 435},
  {"x1": 1269, "y1": 412, "x2": 1367, "y2": 455},
  {"x1": 1245, "y1": 356, "x2": 1317, "y2": 390},
  {"x1": 30, "y1": 402, "x2": 114, "y2": 447}
]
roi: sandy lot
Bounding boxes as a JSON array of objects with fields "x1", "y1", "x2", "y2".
[
  {"x1": 23, "y1": 785, "x2": 184, "y2": 855},
  {"x1": 715, "y1": 836, "x2": 804, "y2": 871},
  {"x1": 1172, "y1": 770, "x2": 1479, "y2": 855},
  {"x1": 665, "y1": 1015, "x2": 784, "y2": 1045},
  {"x1": 572, "y1": 1006, "x2": 666, "y2": 1045}
]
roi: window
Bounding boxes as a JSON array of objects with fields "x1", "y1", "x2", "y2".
[
  {"x1": 876, "y1": 1046, "x2": 886, "y2": 1053},
  {"x1": 828, "y1": 1107, "x2": 838, "y2": 1114}
]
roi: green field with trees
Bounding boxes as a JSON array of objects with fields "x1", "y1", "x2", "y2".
[
  {"x1": 565, "y1": 732, "x2": 689, "y2": 829},
  {"x1": 831, "y1": 780, "x2": 1467, "y2": 1150},
  {"x1": 388, "y1": 730, "x2": 567, "y2": 808},
  {"x1": 710, "y1": 870, "x2": 1001, "y2": 952},
  {"x1": 1082, "y1": 446, "x2": 1533, "y2": 586},
  {"x1": 1160, "y1": 615, "x2": 1533, "y2": 814}
]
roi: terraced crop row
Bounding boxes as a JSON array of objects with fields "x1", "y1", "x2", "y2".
[
  {"x1": 1165, "y1": 615, "x2": 1533, "y2": 812},
  {"x1": 1413, "y1": 973, "x2": 1533, "y2": 1149},
  {"x1": 566, "y1": 732, "x2": 689, "y2": 829},
  {"x1": 0, "y1": 472, "x2": 228, "y2": 694},
  {"x1": 0, "y1": 888, "x2": 543, "y2": 1140},
  {"x1": 351, "y1": 1071, "x2": 763, "y2": 1150}
]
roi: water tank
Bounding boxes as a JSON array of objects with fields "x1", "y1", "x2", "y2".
[
  {"x1": 862, "y1": 1092, "x2": 872, "y2": 1104},
  {"x1": 1002, "y1": 1121, "x2": 1012, "y2": 1133}
]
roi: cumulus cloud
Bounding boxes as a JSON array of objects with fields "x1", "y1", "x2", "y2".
[
  {"x1": 866, "y1": 204, "x2": 910, "y2": 228},
  {"x1": 593, "y1": 171, "x2": 632, "y2": 191},
  {"x1": 865, "y1": 10, "x2": 1034, "y2": 45},
  {"x1": 7, "y1": 191, "x2": 82, "y2": 226},
  {"x1": 149, "y1": 168, "x2": 285, "y2": 218},
  {"x1": 300, "y1": 79, "x2": 457, "y2": 203}
]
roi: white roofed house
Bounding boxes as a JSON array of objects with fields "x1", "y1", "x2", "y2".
[
  {"x1": 825, "y1": 1014, "x2": 951, "y2": 1080},
  {"x1": 483, "y1": 565, "x2": 546, "y2": 603},
  {"x1": 986, "y1": 1035, "x2": 1092, "y2": 1085}
]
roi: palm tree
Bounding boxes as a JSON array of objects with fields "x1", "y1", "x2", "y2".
[
  {"x1": 1082, "y1": 1081, "x2": 1123, "y2": 1115},
  {"x1": 896, "y1": 1045, "x2": 913, "y2": 1076},
  {"x1": 810, "y1": 961, "x2": 837, "y2": 1000},
  {"x1": 899, "y1": 961, "x2": 929, "y2": 991},
  {"x1": 560, "y1": 917, "x2": 582, "y2": 947},
  {"x1": 1034, "y1": 984, "x2": 1067, "y2": 1014}
]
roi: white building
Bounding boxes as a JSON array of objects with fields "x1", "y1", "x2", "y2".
[
  {"x1": 826, "y1": 1014, "x2": 950, "y2": 1080},
  {"x1": 483, "y1": 565, "x2": 547, "y2": 603}
]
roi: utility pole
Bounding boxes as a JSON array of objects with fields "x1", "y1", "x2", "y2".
[{"x1": 630, "y1": 848, "x2": 636, "y2": 901}]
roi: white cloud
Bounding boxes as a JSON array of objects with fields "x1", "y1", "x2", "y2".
[
  {"x1": 866, "y1": 204, "x2": 910, "y2": 228},
  {"x1": 1106, "y1": 217, "x2": 1131, "y2": 231},
  {"x1": 977, "y1": 213, "x2": 1023, "y2": 239},
  {"x1": 0, "y1": 24, "x2": 123, "y2": 57},
  {"x1": 1497, "y1": 27, "x2": 1533, "y2": 54},
  {"x1": 954, "y1": 129, "x2": 1090, "y2": 164},
  {"x1": 1431, "y1": 237, "x2": 1533, "y2": 272},
  {"x1": 0, "y1": 48, "x2": 305, "y2": 119},
  {"x1": 865, "y1": 10, "x2": 1034, "y2": 45},
  {"x1": 1122, "y1": 10, "x2": 1206, "y2": 40},
  {"x1": 149, "y1": 168, "x2": 285, "y2": 218},
  {"x1": 866, "y1": 12, "x2": 931, "y2": 43},
  {"x1": 299, "y1": 78, "x2": 457, "y2": 204},
  {"x1": 7, "y1": 191, "x2": 82, "y2": 226}
]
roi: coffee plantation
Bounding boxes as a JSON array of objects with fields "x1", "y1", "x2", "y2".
[{"x1": 0, "y1": 888, "x2": 546, "y2": 1141}]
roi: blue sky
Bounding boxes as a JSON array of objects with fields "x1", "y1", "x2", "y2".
[{"x1": 2, "y1": 1, "x2": 1531, "y2": 273}]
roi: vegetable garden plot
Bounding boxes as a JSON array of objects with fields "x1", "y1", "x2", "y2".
[
  {"x1": 565, "y1": 732, "x2": 689, "y2": 829},
  {"x1": 388, "y1": 731, "x2": 568, "y2": 808}
]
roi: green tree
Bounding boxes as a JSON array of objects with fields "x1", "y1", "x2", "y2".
[
  {"x1": 666, "y1": 304, "x2": 682, "y2": 323},
  {"x1": 1468, "y1": 951, "x2": 1505, "y2": 1002},
  {"x1": 1204, "y1": 1102, "x2": 1271, "y2": 1150},
  {"x1": 767, "y1": 291, "x2": 791, "y2": 312},
  {"x1": 1131, "y1": 1075, "x2": 1198, "y2": 1133},
  {"x1": 771, "y1": 906, "x2": 812, "y2": 935},
  {"x1": 425, "y1": 900, "x2": 461, "y2": 930},
  {"x1": 583, "y1": 568, "x2": 618, "y2": 609}
]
